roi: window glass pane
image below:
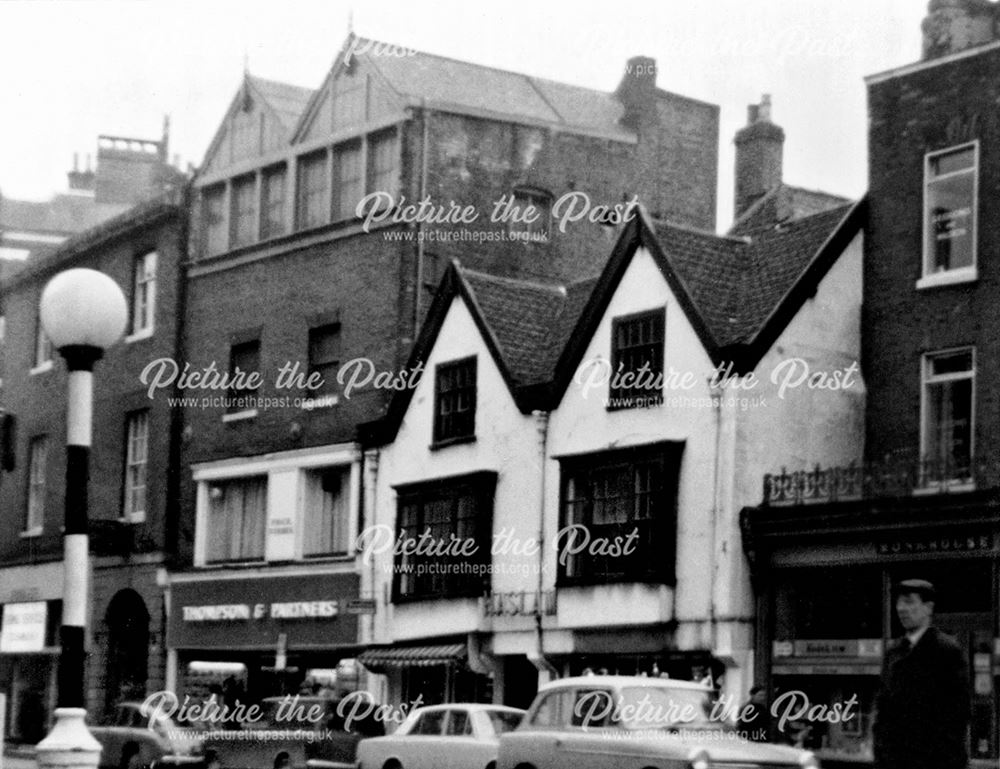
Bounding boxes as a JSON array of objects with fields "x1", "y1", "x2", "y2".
[
  {"x1": 124, "y1": 411, "x2": 149, "y2": 520},
  {"x1": 261, "y1": 166, "x2": 286, "y2": 240},
  {"x1": 434, "y1": 358, "x2": 477, "y2": 442},
  {"x1": 926, "y1": 146, "x2": 976, "y2": 274},
  {"x1": 610, "y1": 311, "x2": 665, "y2": 408},
  {"x1": 930, "y1": 350, "x2": 973, "y2": 376},
  {"x1": 445, "y1": 710, "x2": 471, "y2": 736},
  {"x1": 27, "y1": 437, "x2": 47, "y2": 530},
  {"x1": 931, "y1": 146, "x2": 975, "y2": 176},
  {"x1": 297, "y1": 152, "x2": 329, "y2": 231},
  {"x1": 332, "y1": 142, "x2": 364, "y2": 222},
  {"x1": 206, "y1": 476, "x2": 267, "y2": 562},
  {"x1": 308, "y1": 324, "x2": 341, "y2": 395},
  {"x1": 303, "y1": 467, "x2": 350, "y2": 556},
  {"x1": 412, "y1": 709, "x2": 446, "y2": 736},
  {"x1": 203, "y1": 186, "x2": 228, "y2": 256},
  {"x1": 131, "y1": 252, "x2": 157, "y2": 334},
  {"x1": 228, "y1": 340, "x2": 261, "y2": 411},
  {"x1": 230, "y1": 175, "x2": 257, "y2": 248},
  {"x1": 369, "y1": 131, "x2": 398, "y2": 197}
]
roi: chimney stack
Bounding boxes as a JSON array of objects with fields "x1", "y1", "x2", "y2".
[
  {"x1": 734, "y1": 94, "x2": 784, "y2": 219},
  {"x1": 922, "y1": 0, "x2": 998, "y2": 59},
  {"x1": 67, "y1": 151, "x2": 96, "y2": 192},
  {"x1": 617, "y1": 56, "x2": 658, "y2": 130}
]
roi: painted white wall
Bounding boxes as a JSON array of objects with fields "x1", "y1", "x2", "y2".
[{"x1": 368, "y1": 294, "x2": 542, "y2": 646}]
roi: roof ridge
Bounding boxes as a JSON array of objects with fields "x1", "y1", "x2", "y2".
[
  {"x1": 247, "y1": 73, "x2": 315, "y2": 94},
  {"x1": 654, "y1": 217, "x2": 750, "y2": 245},
  {"x1": 782, "y1": 182, "x2": 851, "y2": 201},
  {"x1": 457, "y1": 265, "x2": 569, "y2": 294}
]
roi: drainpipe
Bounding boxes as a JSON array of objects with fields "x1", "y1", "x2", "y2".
[
  {"x1": 530, "y1": 410, "x2": 557, "y2": 681},
  {"x1": 413, "y1": 101, "x2": 430, "y2": 335},
  {"x1": 362, "y1": 448, "x2": 380, "y2": 695},
  {"x1": 710, "y1": 379, "x2": 723, "y2": 659}
]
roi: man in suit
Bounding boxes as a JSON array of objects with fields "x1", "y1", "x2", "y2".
[{"x1": 873, "y1": 579, "x2": 970, "y2": 769}]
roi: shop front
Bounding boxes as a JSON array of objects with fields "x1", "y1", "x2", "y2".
[
  {"x1": 167, "y1": 571, "x2": 361, "y2": 704},
  {"x1": 743, "y1": 490, "x2": 1000, "y2": 767},
  {"x1": 0, "y1": 562, "x2": 63, "y2": 743}
]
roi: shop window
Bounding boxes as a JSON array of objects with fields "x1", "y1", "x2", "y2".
[
  {"x1": 122, "y1": 410, "x2": 149, "y2": 522},
  {"x1": 202, "y1": 185, "x2": 227, "y2": 256},
  {"x1": 296, "y1": 150, "x2": 329, "y2": 231},
  {"x1": 923, "y1": 142, "x2": 977, "y2": 282},
  {"x1": 509, "y1": 188, "x2": 551, "y2": 243},
  {"x1": 260, "y1": 164, "x2": 287, "y2": 240},
  {"x1": 393, "y1": 472, "x2": 496, "y2": 601},
  {"x1": 230, "y1": 174, "x2": 257, "y2": 248},
  {"x1": 332, "y1": 140, "x2": 363, "y2": 222},
  {"x1": 609, "y1": 309, "x2": 665, "y2": 409},
  {"x1": 308, "y1": 323, "x2": 341, "y2": 396},
  {"x1": 433, "y1": 357, "x2": 477, "y2": 445},
  {"x1": 205, "y1": 476, "x2": 267, "y2": 563},
  {"x1": 25, "y1": 435, "x2": 47, "y2": 533},
  {"x1": 921, "y1": 348, "x2": 974, "y2": 483},
  {"x1": 130, "y1": 251, "x2": 157, "y2": 337},
  {"x1": 302, "y1": 467, "x2": 350, "y2": 557},
  {"x1": 558, "y1": 442, "x2": 681, "y2": 586}
]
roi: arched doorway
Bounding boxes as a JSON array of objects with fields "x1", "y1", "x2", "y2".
[{"x1": 103, "y1": 589, "x2": 150, "y2": 714}]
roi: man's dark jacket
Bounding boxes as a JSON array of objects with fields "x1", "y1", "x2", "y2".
[{"x1": 873, "y1": 625, "x2": 970, "y2": 769}]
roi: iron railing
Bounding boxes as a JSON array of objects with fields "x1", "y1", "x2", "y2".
[{"x1": 762, "y1": 456, "x2": 990, "y2": 506}]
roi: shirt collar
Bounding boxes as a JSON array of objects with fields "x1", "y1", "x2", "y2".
[{"x1": 906, "y1": 624, "x2": 930, "y2": 647}]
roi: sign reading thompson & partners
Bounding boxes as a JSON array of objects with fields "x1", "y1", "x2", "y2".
[
  {"x1": 168, "y1": 573, "x2": 359, "y2": 650},
  {"x1": 0, "y1": 601, "x2": 47, "y2": 653}
]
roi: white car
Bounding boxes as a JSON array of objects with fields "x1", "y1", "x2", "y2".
[
  {"x1": 357, "y1": 703, "x2": 526, "y2": 769},
  {"x1": 498, "y1": 676, "x2": 819, "y2": 769}
]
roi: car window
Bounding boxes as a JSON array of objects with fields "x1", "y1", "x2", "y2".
[
  {"x1": 616, "y1": 686, "x2": 718, "y2": 731},
  {"x1": 411, "y1": 710, "x2": 446, "y2": 735},
  {"x1": 445, "y1": 710, "x2": 472, "y2": 736},
  {"x1": 570, "y1": 689, "x2": 614, "y2": 728},
  {"x1": 486, "y1": 710, "x2": 523, "y2": 735},
  {"x1": 530, "y1": 691, "x2": 570, "y2": 727}
]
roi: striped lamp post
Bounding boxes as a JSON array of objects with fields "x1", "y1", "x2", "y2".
[{"x1": 36, "y1": 269, "x2": 127, "y2": 769}]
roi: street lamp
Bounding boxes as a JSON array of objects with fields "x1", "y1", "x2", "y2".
[{"x1": 36, "y1": 269, "x2": 127, "y2": 769}]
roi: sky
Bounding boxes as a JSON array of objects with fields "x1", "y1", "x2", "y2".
[{"x1": 0, "y1": 0, "x2": 927, "y2": 230}]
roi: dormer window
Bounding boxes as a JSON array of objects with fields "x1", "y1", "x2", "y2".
[{"x1": 433, "y1": 356, "x2": 477, "y2": 445}]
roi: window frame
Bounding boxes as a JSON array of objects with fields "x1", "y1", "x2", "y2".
[
  {"x1": 259, "y1": 163, "x2": 287, "y2": 241},
  {"x1": 226, "y1": 337, "x2": 261, "y2": 418},
  {"x1": 301, "y1": 465, "x2": 351, "y2": 558},
  {"x1": 367, "y1": 128, "x2": 399, "y2": 198},
  {"x1": 608, "y1": 308, "x2": 666, "y2": 410},
  {"x1": 203, "y1": 475, "x2": 268, "y2": 564},
  {"x1": 391, "y1": 471, "x2": 497, "y2": 603},
  {"x1": 308, "y1": 322, "x2": 341, "y2": 397},
  {"x1": 229, "y1": 173, "x2": 258, "y2": 249},
  {"x1": 432, "y1": 356, "x2": 477, "y2": 447},
  {"x1": 122, "y1": 410, "x2": 150, "y2": 523},
  {"x1": 331, "y1": 139, "x2": 364, "y2": 223},
  {"x1": 919, "y1": 347, "x2": 975, "y2": 486},
  {"x1": 919, "y1": 141, "x2": 979, "y2": 289},
  {"x1": 557, "y1": 442, "x2": 680, "y2": 587},
  {"x1": 25, "y1": 435, "x2": 48, "y2": 535},
  {"x1": 201, "y1": 184, "x2": 228, "y2": 257},
  {"x1": 296, "y1": 150, "x2": 331, "y2": 232},
  {"x1": 128, "y1": 251, "x2": 158, "y2": 340}
]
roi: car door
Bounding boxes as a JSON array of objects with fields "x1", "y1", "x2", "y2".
[
  {"x1": 440, "y1": 709, "x2": 484, "y2": 769},
  {"x1": 508, "y1": 690, "x2": 572, "y2": 769},
  {"x1": 555, "y1": 688, "x2": 622, "y2": 769},
  {"x1": 405, "y1": 708, "x2": 448, "y2": 769}
]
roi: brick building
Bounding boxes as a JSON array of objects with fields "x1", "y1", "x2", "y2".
[
  {"x1": 0, "y1": 192, "x2": 188, "y2": 741},
  {"x1": 164, "y1": 34, "x2": 722, "y2": 701},
  {"x1": 743, "y1": 2, "x2": 1000, "y2": 766}
]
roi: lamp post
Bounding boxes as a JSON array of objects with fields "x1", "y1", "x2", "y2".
[{"x1": 36, "y1": 269, "x2": 127, "y2": 769}]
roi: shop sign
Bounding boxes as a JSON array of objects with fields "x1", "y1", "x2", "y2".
[
  {"x1": 782, "y1": 639, "x2": 883, "y2": 658},
  {"x1": 182, "y1": 600, "x2": 340, "y2": 622},
  {"x1": 876, "y1": 533, "x2": 993, "y2": 556},
  {"x1": 345, "y1": 599, "x2": 377, "y2": 615},
  {"x1": 0, "y1": 601, "x2": 47, "y2": 653}
]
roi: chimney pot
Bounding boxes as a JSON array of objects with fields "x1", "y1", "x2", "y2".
[{"x1": 734, "y1": 95, "x2": 785, "y2": 219}]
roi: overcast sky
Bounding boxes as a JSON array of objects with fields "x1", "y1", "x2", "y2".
[{"x1": 1, "y1": 0, "x2": 927, "y2": 230}]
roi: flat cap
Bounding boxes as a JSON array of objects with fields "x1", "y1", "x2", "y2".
[{"x1": 895, "y1": 578, "x2": 936, "y2": 600}]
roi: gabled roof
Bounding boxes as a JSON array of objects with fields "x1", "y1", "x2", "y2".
[
  {"x1": 728, "y1": 183, "x2": 851, "y2": 237},
  {"x1": 361, "y1": 200, "x2": 866, "y2": 446},
  {"x1": 247, "y1": 75, "x2": 315, "y2": 133}
]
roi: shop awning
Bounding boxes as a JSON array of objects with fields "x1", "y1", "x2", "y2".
[{"x1": 357, "y1": 643, "x2": 467, "y2": 671}]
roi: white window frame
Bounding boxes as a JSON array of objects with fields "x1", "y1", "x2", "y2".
[
  {"x1": 25, "y1": 436, "x2": 47, "y2": 535},
  {"x1": 122, "y1": 411, "x2": 150, "y2": 522},
  {"x1": 919, "y1": 347, "x2": 975, "y2": 489},
  {"x1": 917, "y1": 141, "x2": 979, "y2": 289},
  {"x1": 127, "y1": 251, "x2": 158, "y2": 341},
  {"x1": 191, "y1": 444, "x2": 360, "y2": 567}
]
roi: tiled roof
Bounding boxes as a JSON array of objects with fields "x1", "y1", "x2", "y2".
[
  {"x1": 459, "y1": 266, "x2": 596, "y2": 386},
  {"x1": 0, "y1": 193, "x2": 129, "y2": 236},
  {"x1": 656, "y1": 203, "x2": 855, "y2": 346},
  {"x1": 359, "y1": 41, "x2": 636, "y2": 141},
  {"x1": 729, "y1": 183, "x2": 850, "y2": 237},
  {"x1": 248, "y1": 75, "x2": 315, "y2": 132}
]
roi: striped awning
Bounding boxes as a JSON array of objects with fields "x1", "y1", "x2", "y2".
[{"x1": 357, "y1": 643, "x2": 467, "y2": 671}]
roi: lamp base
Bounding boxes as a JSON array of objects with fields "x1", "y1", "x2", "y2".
[{"x1": 35, "y1": 708, "x2": 102, "y2": 769}]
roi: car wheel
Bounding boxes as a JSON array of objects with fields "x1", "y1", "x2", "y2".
[
  {"x1": 485, "y1": 762, "x2": 496, "y2": 769},
  {"x1": 513, "y1": 764, "x2": 536, "y2": 769},
  {"x1": 383, "y1": 761, "x2": 403, "y2": 769}
]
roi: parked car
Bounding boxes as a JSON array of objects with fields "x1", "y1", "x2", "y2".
[
  {"x1": 89, "y1": 701, "x2": 205, "y2": 769},
  {"x1": 497, "y1": 676, "x2": 819, "y2": 769},
  {"x1": 207, "y1": 695, "x2": 383, "y2": 769},
  {"x1": 356, "y1": 704, "x2": 525, "y2": 769}
]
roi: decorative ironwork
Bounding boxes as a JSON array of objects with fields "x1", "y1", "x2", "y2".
[
  {"x1": 483, "y1": 590, "x2": 557, "y2": 618},
  {"x1": 762, "y1": 456, "x2": 991, "y2": 505}
]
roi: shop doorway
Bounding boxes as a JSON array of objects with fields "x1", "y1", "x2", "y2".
[{"x1": 103, "y1": 589, "x2": 150, "y2": 715}]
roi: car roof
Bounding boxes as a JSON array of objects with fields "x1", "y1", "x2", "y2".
[
  {"x1": 537, "y1": 675, "x2": 713, "y2": 692},
  {"x1": 412, "y1": 703, "x2": 526, "y2": 714}
]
